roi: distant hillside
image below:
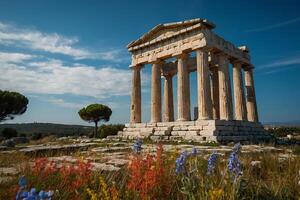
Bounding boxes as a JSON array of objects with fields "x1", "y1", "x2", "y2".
[
  {"x1": 263, "y1": 120, "x2": 300, "y2": 128},
  {"x1": 0, "y1": 123, "x2": 93, "y2": 136}
]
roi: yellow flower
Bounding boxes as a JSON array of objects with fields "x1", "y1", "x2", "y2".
[
  {"x1": 86, "y1": 188, "x2": 98, "y2": 200},
  {"x1": 208, "y1": 188, "x2": 224, "y2": 200},
  {"x1": 99, "y1": 176, "x2": 110, "y2": 200}
]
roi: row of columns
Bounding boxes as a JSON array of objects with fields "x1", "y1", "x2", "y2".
[{"x1": 130, "y1": 49, "x2": 258, "y2": 124}]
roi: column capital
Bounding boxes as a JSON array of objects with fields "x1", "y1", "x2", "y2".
[
  {"x1": 162, "y1": 72, "x2": 174, "y2": 79},
  {"x1": 244, "y1": 64, "x2": 254, "y2": 70},
  {"x1": 150, "y1": 59, "x2": 164, "y2": 65},
  {"x1": 176, "y1": 52, "x2": 189, "y2": 60},
  {"x1": 231, "y1": 59, "x2": 243, "y2": 65},
  {"x1": 130, "y1": 64, "x2": 143, "y2": 71}
]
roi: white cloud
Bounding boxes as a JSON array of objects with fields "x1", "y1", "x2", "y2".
[
  {"x1": 0, "y1": 21, "x2": 127, "y2": 61},
  {"x1": 245, "y1": 17, "x2": 300, "y2": 33},
  {"x1": 0, "y1": 56, "x2": 133, "y2": 99},
  {"x1": 258, "y1": 55, "x2": 300, "y2": 69},
  {"x1": 46, "y1": 98, "x2": 85, "y2": 109},
  {"x1": 0, "y1": 52, "x2": 35, "y2": 63}
]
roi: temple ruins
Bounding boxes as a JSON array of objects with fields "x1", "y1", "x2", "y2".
[{"x1": 116, "y1": 18, "x2": 270, "y2": 143}]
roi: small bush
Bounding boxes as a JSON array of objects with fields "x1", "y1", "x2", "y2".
[
  {"x1": 98, "y1": 124, "x2": 124, "y2": 138},
  {"x1": 1, "y1": 128, "x2": 18, "y2": 139},
  {"x1": 30, "y1": 133, "x2": 42, "y2": 140}
]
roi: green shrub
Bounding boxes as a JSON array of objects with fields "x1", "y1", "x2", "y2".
[
  {"x1": 31, "y1": 133, "x2": 42, "y2": 140},
  {"x1": 98, "y1": 124, "x2": 124, "y2": 138},
  {"x1": 1, "y1": 128, "x2": 18, "y2": 139}
]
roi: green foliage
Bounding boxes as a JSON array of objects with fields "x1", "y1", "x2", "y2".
[
  {"x1": 0, "y1": 90, "x2": 28, "y2": 122},
  {"x1": 1, "y1": 128, "x2": 18, "y2": 139},
  {"x1": 98, "y1": 124, "x2": 125, "y2": 138},
  {"x1": 31, "y1": 133, "x2": 43, "y2": 140},
  {"x1": 267, "y1": 127, "x2": 300, "y2": 137},
  {"x1": 78, "y1": 104, "x2": 112, "y2": 123},
  {"x1": 78, "y1": 104, "x2": 112, "y2": 137}
]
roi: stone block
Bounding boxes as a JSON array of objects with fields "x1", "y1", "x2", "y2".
[
  {"x1": 172, "y1": 126, "x2": 181, "y2": 131},
  {"x1": 174, "y1": 121, "x2": 195, "y2": 126},
  {"x1": 157, "y1": 122, "x2": 176, "y2": 127},
  {"x1": 185, "y1": 131, "x2": 199, "y2": 136},
  {"x1": 170, "y1": 131, "x2": 179, "y2": 136},
  {"x1": 134, "y1": 123, "x2": 147, "y2": 128},
  {"x1": 150, "y1": 136, "x2": 168, "y2": 142},
  {"x1": 187, "y1": 125, "x2": 202, "y2": 131},
  {"x1": 169, "y1": 136, "x2": 183, "y2": 141},
  {"x1": 195, "y1": 120, "x2": 210, "y2": 126},
  {"x1": 177, "y1": 131, "x2": 187, "y2": 137},
  {"x1": 154, "y1": 126, "x2": 171, "y2": 131},
  {"x1": 146, "y1": 122, "x2": 157, "y2": 127},
  {"x1": 199, "y1": 130, "x2": 215, "y2": 136},
  {"x1": 140, "y1": 127, "x2": 154, "y2": 132},
  {"x1": 154, "y1": 131, "x2": 168, "y2": 136},
  {"x1": 217, "y1": 126, "x2": 234, "y2": 131},
  {"x1": 202, "y1": 125, "x2": 217, "y2": 130}
]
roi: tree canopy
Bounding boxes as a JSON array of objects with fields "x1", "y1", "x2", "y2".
[
  {"x1": 0, "y1": 90, "x2": 29, "y2": 122},
  {"x1": 78, "y1": 104, "x2": 112, "y2": 137}
]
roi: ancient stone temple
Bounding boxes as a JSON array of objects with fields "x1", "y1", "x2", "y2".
[{"x1": 116, "y1": 18, "x2": 270, "y2": 143}]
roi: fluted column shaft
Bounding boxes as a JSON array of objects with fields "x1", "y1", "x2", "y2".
[
  {"x1": 211, "y1": 66, "x2": 220, "y2": 119},
  {"x1": 163, "y1": 75, "x2": 174, "y2": 122},
  {"x1": 130, "y1": 66, "x2": 142, "y2": 123},
  {"x1": 177, "y1": 53, "x2": 190, "y2": 121},
  {"x1": 151, "y1": 61, "x2": 162, "y2": 122},
  {"x1": 197, "y1": 49, "x2": 213, "y2": 120},
  {"x1": 233, "y1": 62, "x2": 247, "y2": 121},
  {"x1": 218, "y1": 55, "x2": 233, "y2": 120},
  {"x1": 245, "y1": 68, "x2": 258, "y2": 122}
]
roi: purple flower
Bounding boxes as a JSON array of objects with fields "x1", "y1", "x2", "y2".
[
  {"x1": 207, "y1": 152, "x2": 218, "y2": 175},
  {"x1": 18, "y1": 176, "x2": 27, "y2": 189},
  {"x1": 228, "y1": 143, "x2": 242, "y2": 179},
  {"x1": 190, "y1": 147, "x2": 198, "y2": 156},
  {"x1": 132, "y1": 138, "x2": 143, "y2": 154},
  {"x1": 232, "y1": 142, "x2": 241, "y2": 153},
  {"x1": 175, "y1": 151, "x2": 188, "y2": 174},
  {"x1": 16, "y1": 177, "x2": 53, "y2": 200}
]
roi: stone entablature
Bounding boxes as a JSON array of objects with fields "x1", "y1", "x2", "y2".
[{"x1": 128, "y1": 19, "x2": 250, "y2": 67}]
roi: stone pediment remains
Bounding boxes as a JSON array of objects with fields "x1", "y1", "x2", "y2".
[{"x1": 127, "y1": 19, "x2": 215, "y2": 49}]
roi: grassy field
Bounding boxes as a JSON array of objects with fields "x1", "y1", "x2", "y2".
[{"x1": 0, "y1": 141, "x2": 299, "y2": 200}]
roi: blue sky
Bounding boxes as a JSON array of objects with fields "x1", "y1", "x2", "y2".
[{"x1": 0, "y1": 0, "x2": 300, "y2": 125}]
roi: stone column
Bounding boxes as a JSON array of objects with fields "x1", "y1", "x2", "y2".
[
  {"x1": 163, "y1": 74, "x2": 174, "y2": 122},
  {"x1": 151, "y1": 60, "x2": 162, "y2": 123},
  {"x1": 218, "y1": 54, "x2": 233, "y2": 120},
  {"x1": 245, "y1": 68, "x2": 258, "y2": 122},
  {"x1": 211, "y1": 66, "x2": 220, "y2": 119},
  {"x1": 130, "y1": 65, "x2": 142, "y2": 123},
  {"x1": 186, "y1": 64, "x2": 191, "y2": 120},
  {"x1": 233, "y1": 62, "x2": 247, "y2": 121},
  {"x1": 196, "y1": 49, "x2": 213, "y2": 120},
  {"x1": 177, "y1": 53, "x2": 190, "y2": 121}
]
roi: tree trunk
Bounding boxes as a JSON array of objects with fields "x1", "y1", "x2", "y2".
[{"x1": 94, "y1": 121, "x2": 98, "y2": 138}]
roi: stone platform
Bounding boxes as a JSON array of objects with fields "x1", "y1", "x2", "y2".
[{"x1": 112, "y1": 120, "x2": 272, "y2": 144}]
